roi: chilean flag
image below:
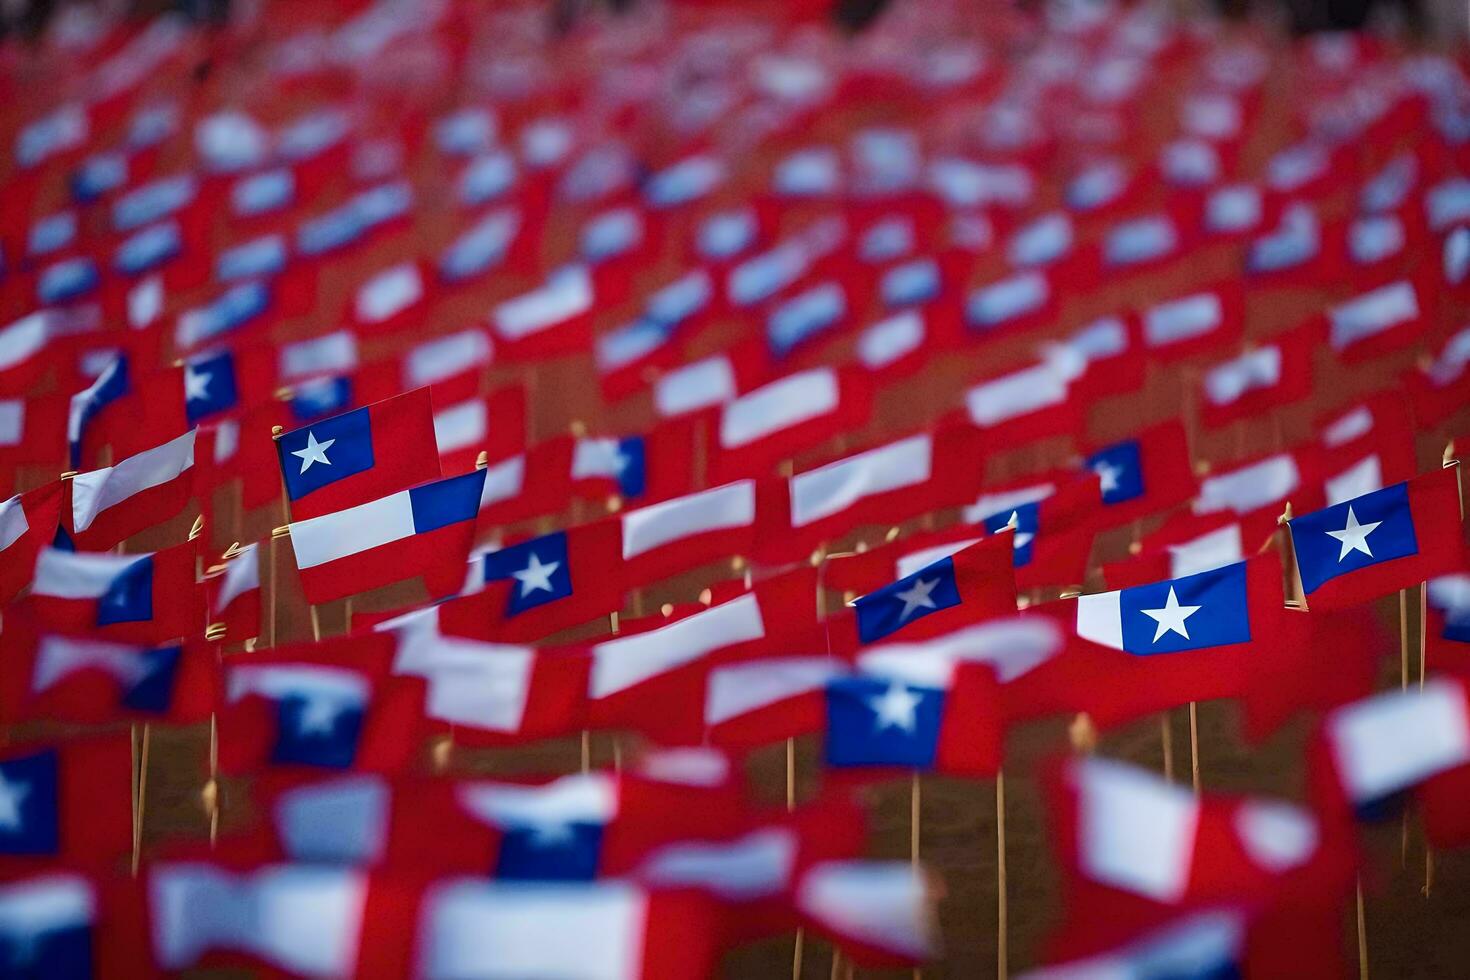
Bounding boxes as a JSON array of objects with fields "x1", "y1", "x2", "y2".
[
  {"x1": 30, "y1": 542, "x2": 203, "y2": 644},
  {"x1": 841, "y1": 535, "x2": 1017, "y2": 647},
  {"x1": 218, "y1": 641, "x2": 425, "y2": 774},
  {"x1": 205, "y1": 542, "x2": 261, "y2": 645},
  {"x1": 0, "y1": 483, "x2": 62, "y2": 604},
  {"x1": 0, "y1": 736, "x2": 132, "y2": 869},
  {"x1": 1288, "y1": 468, "x2": 1465, "y2": 612},
  {"x1": 65, "y1": 428, "x2": 196, "y2": 551},
  {"x1": 1081, "y1": 421, "x2": 1198, "y2": 529},
  {"x1": 288, "y1": 468, "x2": 486, "y2": 605},
  {"x1": 276, "y1": 387, "x2": 441, "y2": 522},
  {"x1": 796, "y1": 862, "x2": 937, "y2": 969},
  {"x1": 470, "y1": 517, "x2": 625, "y2": 639}
]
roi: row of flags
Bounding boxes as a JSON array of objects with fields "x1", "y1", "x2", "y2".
[{"x1": 0, "y1": 0, "x2": 1469, "y2": 976}]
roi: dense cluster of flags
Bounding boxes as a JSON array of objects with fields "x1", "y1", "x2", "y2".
[{"x1": 0, "y1": 0, "x2": 1469, "y2": 976}]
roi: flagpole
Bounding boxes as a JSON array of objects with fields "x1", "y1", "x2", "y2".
[
  {"x1": 1356, "y1": 877, "x2": 1369, "y2": 979},
  {"x1": 996, "y1": 767, "x2": 1008, "y2": 980},
  {"x1": 131, "y1": 722, "x2": 151, "y2": 876},
  {"x1": 1420, "y1": 579, "x2": 1433, "y2": 896},
  {"x1": 911, "y1": 769, "x2": 921, "y2": 980},
  {"x1": 1399, "y1": 586, "x2": 1410, "y2": 867},
  {"x1": 1188, "y1": 702, "x2": 1200, "y2": 794}
]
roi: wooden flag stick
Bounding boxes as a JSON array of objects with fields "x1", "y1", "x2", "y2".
[
  {"x1": 996, "y1": 768, "x2": 1008, "y2": 980},
  {"x1": 1420, "y1": 580, "x2": 1434, "y2": 896},
  {"x1": 309, "y1": 605, "x2": 322, "y2": 643},
  {"x1": 1356, "y1": 877, "x2": 1369, "y2": 979},
  {"x1": 1188, "y1": 702, "x2": 1201, "y2": 794},
  {"x1": 131, "y1": 723, "x2": 152, "y2": 876},
  {"x1": 1399, "y1": 587, "x2": 1410, "y2": 867},
  {"x1": 206, "y1": 713, "x2": 219, "y2": 845},
  {"x1": 1160, "y1": 713, "x2": 1175, "y2": 783},
  {"x1": 911, "y1": 770, "x2": 922, "y2": 980}
]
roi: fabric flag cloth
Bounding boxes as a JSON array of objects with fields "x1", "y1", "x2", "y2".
[
  {"x1": 374, "y1": 603, "x2": 588, "y2": 747},
  {"x1": 1081, "y1": 421, "x2": 1198, "y2": 529},
  {"x1": 65, "y1": 428, "x2": 196, "y2": 551},
  {"x1": 836, "y1": 535, "x2": 1018, "y2": 648},
  {"x1": 469, "y1": 517, "x2": 625, "y2": 640},
  {"x1": 275, "y1": 387, "x2": 441, "y2": 522},
  {"x1": 794, "y1": 861, "x2": 938, "y2": 968},
  {"x1": 414, "y1": 879, "x2": 723, "y2": 980},
  {"x1": 218, "y1": 637, "x2": 426, "y2": 774},
  {"x1": 1287, "y1": 468, "x2": 1465, "y2": 611},
  {"x1": 0, "y1": 736, "x2": 133, "y2": 870},
  {"x1": 29, "y1": 541, "x2": 203, "y2": 644},
  {"x1": 707, "y1": 367, "x2": 873, "y2": 486},
  {"x1": 1007, "y1": 555, "x2": 1291, "y2": 729},
  {"x1": 584, "y1": 568, "x2": 819, "y2": 745},
  {"x1": 288, "y1": 468, "x2": 487, "y2": 605},
  {"x1": 617, "y1": 478, "x2": 762, "y2": 586},
  {"x1": 0, "y1": 482, "x2": 63, "y2": 604},
  {"x1": 205, "y1": 542, "x2": 262, "y2": 644},
  {"x1": 0, "y1": 618, "x2": 214, "y2": 725},
  {"x1": 1043, "y1": 756, "x2": 1354, "y2": 973}
]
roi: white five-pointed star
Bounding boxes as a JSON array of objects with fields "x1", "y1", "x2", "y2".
[
  {"x1": 1092, "y1": 460, "x2": 1123, "y2": 493},
  {"x1": 183, "y1": 365, "x2": 212, "y2": 402},
  {"x1": 527, "y1": 821, "x2": 577, "y2": 847},
  {"x1": 1140, "y1": 586, "x2": 1203, "y2": 643},
  {"x1": 291, "y1": 431, "x2": 335, "y2": 474},
  {"x1": 0, "y1": 771, "x2": 30, "y2": 831},
  {"x1": 893, "y1": 576, "x2": 940, "y2": 621},
  {"x1": 869, "y1": 683, "x2": 924, "y2": 733},
  {"x1": 512, "y1": 552, "x2": 562, "y2": 596},
  {"x1": 1325, "y1": 505, "x2": 1382, "y2": 561},
  {"x1": 296, "y1": 697, "x2": 342, "y2": 736}
]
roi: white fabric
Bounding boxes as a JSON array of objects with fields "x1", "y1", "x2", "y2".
[
  {"x1": 33, "y1": 635, "x2": 150, "y2": 693},
  {"x1": 407, "y1": 330, "x2": 492, "y2": 388},
  {"x1": 1329, "y1": 680, "x2": 1470, "y2": 801},
  {"x1": 1021, "y1": 910, "x2": 1246, "y2": 980},
  {"x1": 1322, "y1": 405, "x2": 1373, "y2": 447},
  {"x1": 0, "y1": 400, "x2": 23, "y2": 448},
  {"x1": 654, "y1": 355, "x2": 737, "y2": 417},
  {"x1": 226, "y1": 664, "x2": 370, "y2": 708},
  {"x1": 858, "y1": 311, "x2": 924, "y2": 370},
  {"x1": 620, "y1": 481, "x2": 754, "y2": 560},
  {"x1": 1168, "y1": 524, "x2": 1243, "y2": 579},
  {"x1": 1203, "y1": 346, "x2": 1281, "y2": 407},
  {"x1": 592, "y1": 592, "x2": 765, "y2": 699},
  {"x1": 70, "y1": 429, "x2": 196, "y2": 533},
  {"x1": 966, "y1": 363, "x2": 1068, "y2": 427},
  {"x1": 790, "y1": 434, "x2": 931, "y2": 529},
  {"x1": 705, "y1": 658, "x2": 842, "y2": 726},
  {"x1": 1008, "y1": 212, "x2": 1072, "y2": 268},
  {"x1": 385, "y1": 618, "x2": 535, "y2": 732},
  {"x1": 216, "y1": 543, "x2": 260, "y2": 611},
  {"x1": 896, "y1": 539, "x2": 982, "y2": 580},
  {"x1": 275, "y1": 776, "x2": 390, "y2": 865},
  {"x1": 494, "y1": 267, "x2": 593, "y2": 341},
  {"x1": 1329, "y1": 281, "x2": 1418, "y2": 352},
  {"x1": 1350, "y1": 215, "x2": 1405, "y2": 265},
  {"x1": 149, "y1": 863, "x2": 367, "y2": 976},
  {"x1": 796, "y1": 862, "x2": 934, "y2": 961},
  {"x1": 434, "y1": 401, "x2": 488, "y2": 455},
  {"x1": 479, "y1": 456, "x2": 526, "y2": 510},
  {"x1": 963, "y1": 483, "x2": 1055, "y2": 525},
  {"x1": 1206, "y1": 184, "x2": 1262, "y2": 232},
  {"x1": 457, "y1": 774, "x2": 618, "y2": 830},
  {"x1": 290, "y1": 491, "x2": 416, "y2": 568},
  {"x1": 1075, "y1": 758, "x2": 1199, "y2": 902},
  {"x1": 1075, "y1": 590, "x2": 1124, "y2": 650},
  {"x1": 636, "y1": 747, "x2": 731, "y2": 787},
  {"x1": 1325, "y1": 454, "x2": 1383, "y2": 507},
  {"x1": 418, "y1": 880, "x2": 645, "y2": 980},
  {"x1": 1234, "y1": 800, "x2": 1318, "y2": 874},
  {"x1": 638, "y1": 828, "x2": 796, "y2": 900},
  {"x1": 355, "y1": 263, "x2": 422, "y2": 324},
  {"x1": 857, "y1": 617, "x2": 1062, "y2": 684},
  {"x1": 33, "y1": 548, "x2": 143, "y2": 599},
  {"x1": 1144, "y1": 293, "x2": 1223, "y2": 348},
  {"x1": 0, "y1": 313, "x2": 51, "y2": 372},
  {"x1": 0, "y1": 874, "x2": 94, "y2": 940},
  {"x1": 720, "y1": 369, "x2": 839, "y2": 449},
  {"x1": 0, "y1": 494, "x2": 28, "y2": 553},
  {"x1": 971, "y1": 271, "x2": 1048, "y2": 325},
  {"x1": 279, "y1": 330, "x2": 357, "y2": 380},
  {"x1": 1193, "y1": 454, "x2": 1299, "y2": 516}
]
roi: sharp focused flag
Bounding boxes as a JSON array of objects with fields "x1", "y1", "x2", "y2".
[
  {"x1": 843, "y1": 535, "x2": 1017, "y2": 646},
  {"x1": 276, "y1": 387, "x2": 441, "y2": 521},
  {"x1": 65, "y1": 428, "x2": 196, "y2": 551},
  {"x1": 1288, "y1": 468, "x2": 1464, "y2": 611},
  {"x1": 288, "y1": 468, "x2": 486, "y2": 605}
]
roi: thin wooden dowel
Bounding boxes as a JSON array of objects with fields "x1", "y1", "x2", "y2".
[
  {"x1": 996, "y1": 769, "x2": 1008, "y2": 980},
  {"x1": 1355, "y1": 877, "x2": 1369, "y2": 979},
  {"x1": 829, "y1": 949, "x2": 842, "y2": 979},
  {"x1": 786, "y1": 738, "x2": 797, "y2": 810},
  {"x1": 1188, "y1": 702, "x2": 1201, "y2": 794},
  {"x1": 1399, "y1": 588, "x2": 1411, "y2": 866},
  {"x1": 1421, "y1": 582, "x2": 1433, "y2": 895},
  {"x1": 208, "y1": 713, "x2": 219, "y2": 845},
  {"x1": 132, "y1": 723, "x2": 151, "y2": 876},
  {"x1": 911, "y1": 771, "x2": 921, "y2": 980},
  {"x1": 580, "y1": 730, "x2": 591, "y2": 773},
  {"x1": 792, "y1": 928, "x2": 805, "y2": 980},
  {"x1": 309, "y1": 605, "x2": 322, "y2": 642},
  {"x1": 267, "y1": 535, "x2": 279, "y2": 648},
  {"x1": 1160, "y1": 713, "x2": 1174, "y2": 783}
]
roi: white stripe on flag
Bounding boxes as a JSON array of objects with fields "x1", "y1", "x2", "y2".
[
  {"x1": 620, "y1": 481, "x2": 754, "y2": 560},
  {"x1": 1076, "y1": 758, "x2": 1199, "y2": 902},
  {"x1": 33, "y1": 548, "x2": 144, "y2": 599},
  {"x1": 720, "y1": 369, "x2": 839, "y2": 450},
  {"x1": 456, "y1": 774, "x2": 618, "y2": 830},
  {"x1": 592, "y1": 592, "x2": 764, "y2": 698},
  {"x1": 290, "y1": 491, "x2": 416, "y2": 569},
  {"x1": 0, "y1": 494, "x2": 27, "y2": 553},
  {"x1": 71, "y1": 429, "x2": 196, "y2": 533},
  {"x1": 1329, "y1": 680, "x2": 1470, "y2": 802},
  {"x1": 1076, "y1": 590, "x2": 1124, "y2": 651},
  {"x1": 790, "y1": 434, "x2": 931, "y2": 529},
  {"x1": 705, "y1": 658, "x2": 841, "y2": 726}
]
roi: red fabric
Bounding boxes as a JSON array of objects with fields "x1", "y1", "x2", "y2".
[
  {"x1": 0, "y1": 481, "x2": 62, "y2": 604},
  {"x1": 295, "y1": 501, "x2": 480, "y2": 606},
  {"x1": 0, "y1": 736, "x2": 133, "y2": 874},
  {"x1": 29, "y1": 539, "x2": 204, "y2": 644}
]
